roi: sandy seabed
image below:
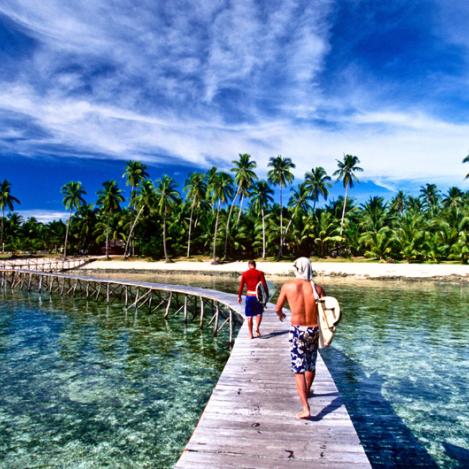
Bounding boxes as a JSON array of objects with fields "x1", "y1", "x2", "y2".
[{"x1": 80, "y1": 259, "x2": 469, "y2": 281}]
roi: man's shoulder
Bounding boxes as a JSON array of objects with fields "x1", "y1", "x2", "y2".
[{"x1": 281, "y1": 279, "x2": 297, "y2": 290}]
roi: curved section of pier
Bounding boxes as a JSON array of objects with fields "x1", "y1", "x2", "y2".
[{"x1": 0, "y1": 269, "x2": 370, "y2": 468}]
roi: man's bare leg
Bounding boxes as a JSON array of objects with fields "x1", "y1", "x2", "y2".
[
  {"x1": 247, "y1": 317, "x2": 253, "y2": 339},
  {"x1": 254, "y1": 314, "x2": 262, "y2": 337},
  {"x1": 306, "y1": 370, "x2": 315, "y2": 396},
  {"x1": 294, "y1": 373, "x2": 310, "y2": 419}
]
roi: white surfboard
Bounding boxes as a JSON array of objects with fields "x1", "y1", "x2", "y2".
[
  {"x1": 317, "y1": 296, "x2": 341, "y2": 348},
  {"x1": 255, "y1": 281, "x2": 269, "y2": 308}
]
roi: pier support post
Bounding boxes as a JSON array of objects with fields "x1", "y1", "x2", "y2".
[
  {"x1": 183, "y1": 296, "x2": 188, "y2": 323},
  {"x1": 199, "y1": 298, "x2": 204, "y2": 328},
  {"x1": 164, "y1": 291, "x2": 173, "y2": 319}
]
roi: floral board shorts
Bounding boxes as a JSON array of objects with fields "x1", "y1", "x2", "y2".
[{"x1": 289, "y1": 326, "x2": 320, "y2": 373}]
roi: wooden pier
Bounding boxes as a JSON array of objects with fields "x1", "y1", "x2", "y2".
[
  {"x1": 0, "y1": 269, "x2": 241, "y2": 341},
  {"x1": 0, "y1": 257, "x2": 92, "y2": 272},
  {"x1": 0, "y1": 268, "x2": 371, "y2": 468}
]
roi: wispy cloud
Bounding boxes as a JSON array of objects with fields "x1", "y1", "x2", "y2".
[
  {"x1": 17, "y1": 209, "x2": 67, "y2": 223},
  {"x1": 0, "y1": 0, "x2": 468, "y2": 188}
]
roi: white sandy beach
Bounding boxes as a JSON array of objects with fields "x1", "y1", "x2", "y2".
[{"x1": 80, "y1": 259, "x2": 469, "y2": 280}]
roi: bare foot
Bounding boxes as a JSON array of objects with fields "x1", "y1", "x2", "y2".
[
  {"x1": 296, "y1": 409, "x2": 311, "y2": 419},
  {"x1": 248, "y1": 334, "x2": 253, "y2": 339},
  {"x1": 255, "y1": 330, "x2": 261, "y2": 338}
]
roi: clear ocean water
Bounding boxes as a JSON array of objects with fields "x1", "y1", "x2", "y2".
[
  {"x1": 0, "y1": 291, "x2": 233, "y2": 469},
  {"x1": 1, "y1": 274, "x2": 468, "y2": 468}
]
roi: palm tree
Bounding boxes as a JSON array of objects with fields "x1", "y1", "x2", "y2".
[
  {"x1": 155, "y1": 175, "x2": 180, "y2": 262},
  {"x1": 267, "y1": 155, "x2": 295, "y2": 257},
  {"x1": 464, "y1": 154, "x2": 469, "y2": 179},
  {"x1": 304, "y1": 166, "x2": 332, "y2": 212},
  {"x1": 124, "y1": 180, "x2": 156, "y2": 258},
  {"x1": 224, "y1": 153, "x2": 257, "y2": 258},
  {"x1": 61, "y1": 181, "x2": 86, "y2": 258},
  {"x1": 390, "y1": 191, "x2": 407, "y2": 215},
  {"x1": 250, "y1": 180, "x2": 274, "y2": 259},
  {"x1": 442, "y1": 187, "x2": 464, "y2": 211},
  {"x1": 123, "y1": 160, "x2": 149, "y2": 208},
  {"x1": 359, "y1": 196, "x2": 388, "y2": 232},
  {"x1": 208, "y1": 172, "x2": 234, "y2": 261},
  {"x1": 96, "y1": 180, "x2": 124, "y2": 259},
  {"x1": 333, "y1": 154, "x2": 363, "y2": 235},
  {"x1": 6, "y1": 212, "x2": 23, "y2": 251},
  {"x1": 302, "y1": 211, "x2": 341, "y2": 258},
  {"x1": 184, "y1": 173, "x2": 207, "y2": 258},
  {"x1": 284, "y1": 182, "x2": 311, "y2": 239},
  {"x1": 419, "y1": 183, "x2": 440, "y2": 214},
  {"x1": 0, "y1": 180, "x2": 20, "y2": 253},
  {"x1": 123, "y1": 161, "x2": 149, "y2": 256}
]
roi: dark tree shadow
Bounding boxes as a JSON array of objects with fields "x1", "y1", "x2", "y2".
[{"x1": 321, "y1": 347, "x2": 438, "y2": 468}]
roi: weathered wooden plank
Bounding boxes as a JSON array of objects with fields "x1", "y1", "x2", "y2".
[{"x1": 178, "y1": 450, "x2": 372, "y2": 469}]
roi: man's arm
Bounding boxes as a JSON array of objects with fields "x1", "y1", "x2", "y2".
[
  {"x1": 237, "y1": 274, "x2": 245, "y2": 304},
  {"x1": 274, "y1": 285, "x2": 287, "y2": 321},
  {"x1": 317, "y1": 285, "x2": 326, "y2": 298}
]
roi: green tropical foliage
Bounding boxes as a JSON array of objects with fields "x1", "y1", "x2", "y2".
[
  {"x1": 2, "y1": 157, "x2": 469, "y2": 264},
  {"x1": 0, "y1": 179, "x2": 20, "y2": 252},
  {"x1": 61, "y1": 181, "x2": 86, "y2": 258}
]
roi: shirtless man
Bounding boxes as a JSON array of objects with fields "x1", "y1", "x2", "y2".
[
  {"x1": 238, "y1": 260, "x2": 268, "y2": 339},
  {"x1": 275, "y1": 257, "x2": 325, "y2": 419}
]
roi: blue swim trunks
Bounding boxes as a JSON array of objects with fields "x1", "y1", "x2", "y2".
[
  {"x1": 289, "y1": 326, "x2": 319, "y2": 373},
  {"x1": 245, "y1": 296, "x2": 263, "y2": 317}
]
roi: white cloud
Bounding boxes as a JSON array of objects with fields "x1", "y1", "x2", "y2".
[
  {"x1": 17, "y1": 210, "x2": 67, "y2": 222},
  {"x1": 0, "y1": 0, "x2": 468, "y2": 190}
]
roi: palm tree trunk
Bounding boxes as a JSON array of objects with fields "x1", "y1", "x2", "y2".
[
  {"x1": 124, "y1": 204, "x2": 145, "y2": 258},
  {"x1": 1, "y1": 208, "x2": 4, "y2": 253},
  {"x1": 224, "y1": 185, "x2": 240, "y2": 258},
  {"x1": 63, "y1": 210, "x2": 72, "y2": 259},
  {"x1": 340, "y1": 186, "x2": 349, "y2": 236},
  {"x1": 105, "y1": 228, "x2": 109, "y2": 259},
  {"x1": 278, "y1": 187, "x2": 283, "y2": 258},
  {"x1": 163, "y1": 215, "x2": 169, "y2": 262},
  {"x1": 236, "y1": 194, "x2": 244, "y2": 223},
  {"x1": 261, "y1": 208, "x2": 266, "y2": 259},
  {"x1": 284, "y1": 209, "x2": 296, "y2": 238},
  {"x1": 187, "y1": 202, "x2": 195, "y2": 258},
  {"x1": 213, "y1": 200, "x2": 221, "y2": 260}
]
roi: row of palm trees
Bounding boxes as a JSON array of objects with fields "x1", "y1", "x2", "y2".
[{"x1": 1, "y1": 153, "x2": 469, "y2": 263}]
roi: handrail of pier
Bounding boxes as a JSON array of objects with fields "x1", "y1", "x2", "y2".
[
  {"x1": 0, "y1": 257, "x2": 92, "y2": 272},
  {"x1": 0, "y1": 269, "x2": 243, "y2": 341}
]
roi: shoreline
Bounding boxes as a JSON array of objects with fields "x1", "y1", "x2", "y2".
[{"x1": 79, "y1": 259, "x2": 469, "y2": 282}]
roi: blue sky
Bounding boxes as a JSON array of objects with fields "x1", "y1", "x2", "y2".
[{"x1": 1, "y1": 0, "x2": 468, "y2": 220}]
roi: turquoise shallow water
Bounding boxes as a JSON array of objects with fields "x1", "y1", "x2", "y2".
[
  {"x1": 0, "y1": 291, "x2": 233, "y2": 468},
  {"x1": 319, "y1": 281, "x2": 469, "y2": 468},
  {"x1": 114, "y1": 273, "x2": 468, "y2": 468}
]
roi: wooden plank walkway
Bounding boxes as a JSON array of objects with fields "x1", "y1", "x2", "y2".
[{"x1": 176, "y1": 299, "x2": 371, "y2": 468}]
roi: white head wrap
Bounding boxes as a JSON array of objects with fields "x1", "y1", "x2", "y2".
[{"x1": 293, "y1": 257, "x2": 313, "y2": 280}]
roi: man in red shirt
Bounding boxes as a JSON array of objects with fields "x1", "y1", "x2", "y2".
[{"x1": 238, "y1": 260, "x2": 268, "y2": 339}]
